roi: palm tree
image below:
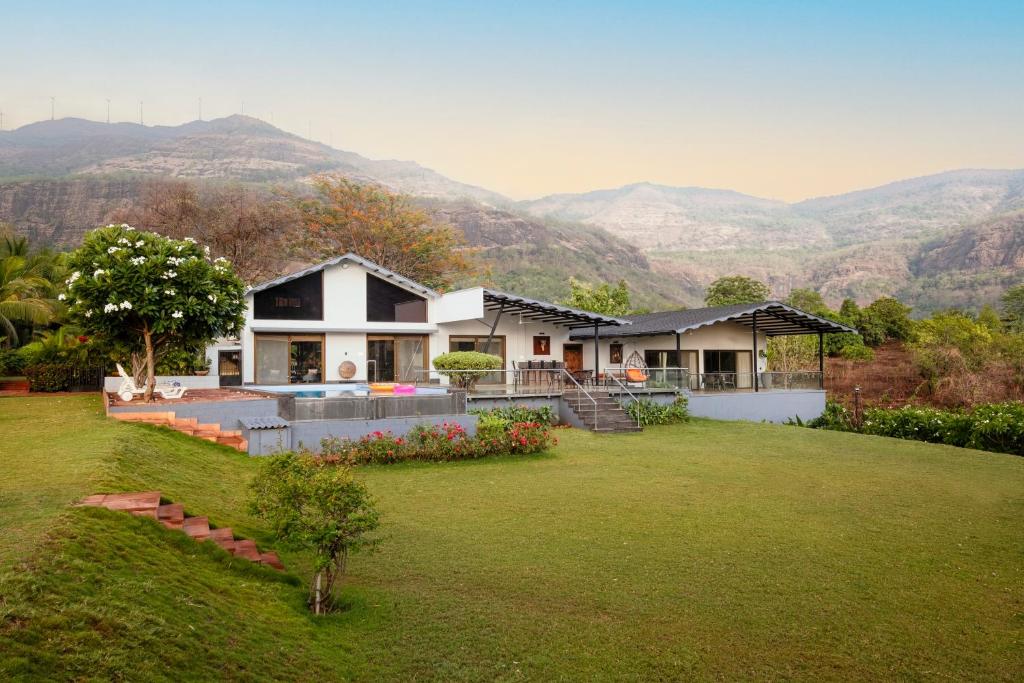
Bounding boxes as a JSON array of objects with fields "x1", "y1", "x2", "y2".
[{"x1": 0, "y1": 255, "x2": 58, "y2": 347}]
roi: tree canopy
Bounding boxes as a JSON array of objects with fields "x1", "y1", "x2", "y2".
[
  {"x1": 704, "y1": 276, "x2": 771, "y2": 307},
  {"x1": 561, "y1": 277, "x2": 630, "y2": 316},
  {"x1": 299, "y1": 176, "x2": 475, "y2": 291},
  {"x1": 1002, "y1": 283, "x2": 1024, "y2": 332},
  {"x1": 64, "y1": 224, "x2": 246, "y2": 400}
]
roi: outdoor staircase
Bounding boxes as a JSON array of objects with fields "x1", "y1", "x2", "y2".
[
  {"x1": 78, "y1": 491, "x2": 284, "y2": 570},
  {"x1": 563, "y1": 391, "x2": 642, "y2": 433},
  {"x1": 110, "y1": 411, "x2": 248, "y2": 452}
]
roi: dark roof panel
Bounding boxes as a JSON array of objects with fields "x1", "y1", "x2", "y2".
[
  {"x1": 570, "y1": 301, "x2": 856, "y2": 338},
  {"x1": 483, "y1": 289, "x2": 630, "y2": 328}
]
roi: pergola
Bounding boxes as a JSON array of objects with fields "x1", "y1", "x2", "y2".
[
  {"x1": 570, "y1": 301, "x2": 857, "y2": 391},
  {"x1": 481, "y1": 289, "x2": 630, "y2": 375}
]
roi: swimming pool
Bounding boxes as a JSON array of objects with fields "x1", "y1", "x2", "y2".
[{"x1": 249, "y1": 384, "x2": 449, "y2": 399}]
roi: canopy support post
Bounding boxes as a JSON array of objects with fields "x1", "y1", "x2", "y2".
[
  {"x1": 482, "y1": 302, "x2": 504, "y2": 354},
  {"x1": 818, "y1": 331, "x2": 824, "y2": 389},
  {"x1": 752, "y1": 312, "x2": 759, "y2": 392}
]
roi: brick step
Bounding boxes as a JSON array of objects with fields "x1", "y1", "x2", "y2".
[
  {"x1": 77, "y1": 491, "x2": 285, "y2": 571},
  {"x1": 260, "y1": 551, "x2": 285, "y2": 570},
  {"x1": 112, "y1": 412, "x2": 177, "y2": 425},
  {"x1": 157, "y1": 503, "x2": 185, "y2": 529},
  {"x1": 182, "y1": 516, "x2": 211, "y2": 540},
  {"x1": 231, "y1": 539, "x2": 261, "y2": 562}
]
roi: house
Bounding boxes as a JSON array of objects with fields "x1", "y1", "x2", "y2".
[{"x1": 205, "y1": 253, "x2": 854, "y2": 423}]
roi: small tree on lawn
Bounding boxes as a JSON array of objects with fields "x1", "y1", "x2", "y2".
[
  {"x1": 249, "y1": 452, "x2": 381, "y2": 615},
  {"x1": 63, "y1": 224, "x2": 246, "y2": 401}
]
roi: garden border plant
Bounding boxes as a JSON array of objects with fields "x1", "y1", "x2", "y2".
[{"x1": 794, "y1": 399, "x2": 1024, "y2": 457}]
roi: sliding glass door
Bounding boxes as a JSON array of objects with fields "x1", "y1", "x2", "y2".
[
  {"x1": 367, "y1": 335, "x2": 428, "y2": 383},
  {"x1": 254, "y1": 334, "x2": 324, "y2": 384}
]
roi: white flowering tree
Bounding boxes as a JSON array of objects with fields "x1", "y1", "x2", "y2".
[{"x1": 63, "y1": 224, "x2": 246, "y2": 401}]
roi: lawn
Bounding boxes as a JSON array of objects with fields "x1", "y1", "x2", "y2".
[{"x1": 1, "y1": 395, "x2": 1022, "y2": 681}]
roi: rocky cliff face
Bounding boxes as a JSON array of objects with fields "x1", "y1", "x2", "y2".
[
  {"x1": 0, "y1": 177, "x2": 142, "y2": 245},
  {"x1": 914, "y1": 211, "x2": 1024, "y2": 273}
]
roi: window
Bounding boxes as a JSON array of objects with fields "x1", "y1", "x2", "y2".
[
  {"x1": 533, "y1": 336, "x2": 551, "y2": 355},
  {"x1": 368, "y1": 335, "x2": 429, "y2": 383},
  {"x1": 609, "y1": 343, "x2": 623, "y2": 364},
  {"x1": 253, "y1": 272, "x2": 323, "y2": 320},
  {"x1": 366, "y1": 274, "x2": 427, "y2": 323},
  {"x1": 254, "y1": 334, "x2": 324, "y2": 384},
  {"x1": 644, "y1": 350, "x2": 681, "y2": 369}
]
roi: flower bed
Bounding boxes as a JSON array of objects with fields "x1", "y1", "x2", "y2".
[{"x1": 320, "y1": 419, "x2": 556, "y2": 465}]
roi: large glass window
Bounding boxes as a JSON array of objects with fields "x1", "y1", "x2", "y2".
[
  {"x1": 366, "y1": 274, "x2": 427, "y2": 323},
  {"x1": 253, "y1": 272, "x2": 323, "y2": 320},
  {"x1": 368, "y1": 335, "x2": 429, "y2": 383},
  {"x1": 255, "y1": 334, "x2": 323, "y2": 384}
]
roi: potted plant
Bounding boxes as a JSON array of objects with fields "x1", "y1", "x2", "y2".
[{"x1": 194, "y1": 356, "x2": 211, "y2": 376}]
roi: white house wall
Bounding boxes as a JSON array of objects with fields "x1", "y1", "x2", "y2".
[
  {"x1": 229, "y1": 257, "x2": 777, "y2": 384},
  {"x1": 579, "y1": 322, "x2": 770, "y2": 374}
]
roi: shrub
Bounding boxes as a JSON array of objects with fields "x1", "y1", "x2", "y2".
[
  {"x1": 838, "y1": 343, "x2": 874, "y2": 361},
  {"x1": 469, "y1": 404, "x2": 556, "y2": 426},
  {"x1": 432, "y1": 351, "x2": 502, "y2": 390},
  {"x1": 24, "y1": 363, "x2": 74, "y2": 392},
  {"x1": 802, "y1": 400, "x2": 854, "y2": 431},
  {"x1": 320, "y1": 419, "x2": 556, "y2": 465},
  {"x1": 800, "y1": 400, "x2": 1024, "y2": 457},
  {"x1": 626, "y1": 396, "x2": 689, "y2": 426},
  {"x1": 248, "y1": 451, "x2": 380, "y2": 614},
  {"x1": 0, "y1": 348, "x2": 26, "y2": 376}
]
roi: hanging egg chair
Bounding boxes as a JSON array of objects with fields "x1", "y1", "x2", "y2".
[{"x1": 623, "y1": 350, "x2": 649, "y2": 383}]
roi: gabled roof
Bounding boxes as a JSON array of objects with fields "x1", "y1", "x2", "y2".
[
  {"x1": 246, "y1": 253, "x2": 438, "y2": 298},
  {"x1": 570, "y1": 301, "x2": 857, "y2": 338},
  {"x1": 483, "y1": 289, "x2": 630, "y2": 328}
]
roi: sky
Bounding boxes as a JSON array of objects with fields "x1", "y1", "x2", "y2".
[{"x1": 2, "y1": 0, "x2": 1023, "y2": 201}]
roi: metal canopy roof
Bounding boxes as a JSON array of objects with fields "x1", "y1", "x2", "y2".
[
  {"x1": 483, "y1": 289, "x2": 630, "y2": 329},
  {"x1": 570, "y1": 301, "x2": 856, "y2": 339},
  {"x1": 245, "y1": 253, "x2": 438, "y2": 298}
]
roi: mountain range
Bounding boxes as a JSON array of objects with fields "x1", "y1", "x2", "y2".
[{"x1": 1, "y1": 115, "x2": 1022, "y2": 312}]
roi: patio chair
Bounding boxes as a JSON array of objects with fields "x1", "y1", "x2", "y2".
[
  {"x1": 115, "y1": 363, "x2": 187, "y2": 402},
  {"x1": 623, "y1": 351, "x2": 649, "y2": 386}
]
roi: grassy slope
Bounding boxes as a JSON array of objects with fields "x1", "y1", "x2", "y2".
[{"x1": 2, "y1": 396, "x2": 1023, "y2": 681}]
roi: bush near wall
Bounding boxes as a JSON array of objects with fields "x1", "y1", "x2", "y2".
[
  {"x1": 0, "y1": 349, "x2": 27, "y2": 377},
  {"x1": 798, "y1": 400, "x2": 1024, "y2": 457},
  {"x1": 320, "y1": 417, "x2": 556, "y2": 465},
  {"x1": 469, "y1": 404, "x2": 556, "y2": 426},
  {"x1": 24, "y1": 363, "x2": 73, "y2": 392},
  {"x1": 626, "y1": 396, "x2": 690, "y2": 426}
]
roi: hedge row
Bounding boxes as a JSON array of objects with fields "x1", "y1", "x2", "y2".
[{"x1": 804, "y1": 401, "x2": 1024, "y2": 456}]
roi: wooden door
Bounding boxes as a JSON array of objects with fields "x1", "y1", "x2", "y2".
[{"x1": 563, "y1": 344, "x2": 583, "y2": 373}]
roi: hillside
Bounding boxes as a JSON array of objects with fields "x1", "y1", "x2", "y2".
[
  {"x1": 0, "y1": 176, "x2": 681, "y2": 308},
  {"x1": 0, "y1": 115, "x2": 506, "y2": 204},
  {"x1": 1, "y1": 116, "x2": 1022, "y2": 312}
]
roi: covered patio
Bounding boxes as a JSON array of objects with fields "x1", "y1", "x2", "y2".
[{"x1": 570, "y1": 301, "x2": 857, "y2": 394}]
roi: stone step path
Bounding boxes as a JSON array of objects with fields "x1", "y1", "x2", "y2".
[
  {"x1": 110, "y1": 411, "x2": 248, "y2": 452},
  {"x1": 78, "y1": 491, "x2": 284, "y2": 571}
]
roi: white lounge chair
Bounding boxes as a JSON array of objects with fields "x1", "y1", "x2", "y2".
[{"x1": 115, "y1": 363, "x2": 186, "y2": 402}]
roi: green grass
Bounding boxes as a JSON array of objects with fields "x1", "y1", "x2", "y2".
[{"x1": 2, "y1": 396, "x2": 1023, "y2": 681}]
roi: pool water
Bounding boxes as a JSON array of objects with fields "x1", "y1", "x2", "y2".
[{"x1": 250, "y1": 384, "x2": 448, "y2": 398}]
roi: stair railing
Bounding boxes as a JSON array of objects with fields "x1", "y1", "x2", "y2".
[
  {"x1": 559, "y1": 368, "x2": 599, "y2": 430},
  {"x1": 603, "y1": 368, "x2": 641, "y2": 428}
]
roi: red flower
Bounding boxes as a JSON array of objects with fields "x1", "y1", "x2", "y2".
[{"x1": 77, "y1": 335, "x2": 89, "y2": 343}]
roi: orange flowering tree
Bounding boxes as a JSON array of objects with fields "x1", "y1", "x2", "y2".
[{"x1": 298, "y1": 176, "x2": 475, "y2": 290}]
